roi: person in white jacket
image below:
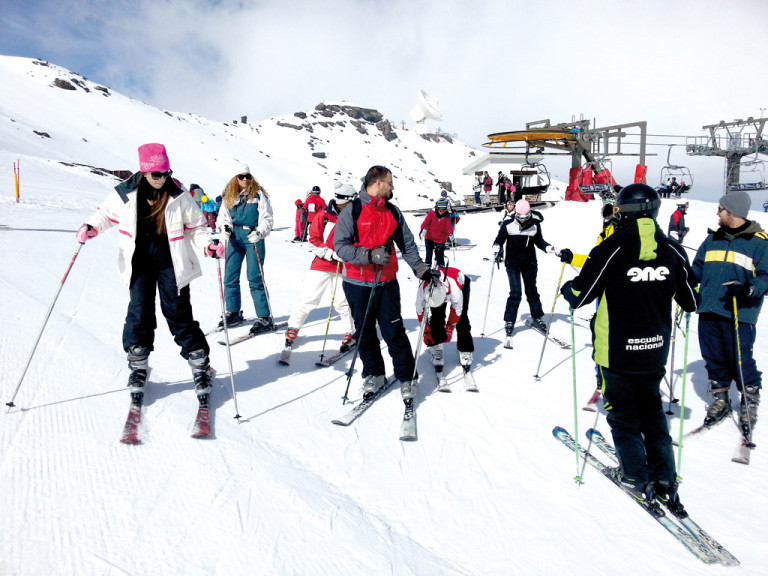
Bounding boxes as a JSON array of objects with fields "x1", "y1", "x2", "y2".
[
  {"x1": 216, "y1": 163, "x2": 275, "y2": 335},
  {"x1": 75, "y1": 143, "x2": 223, "y2": 406}
]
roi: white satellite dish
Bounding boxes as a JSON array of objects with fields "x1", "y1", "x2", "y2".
[{"x1": 410, "y1": 90, "x2": 443, "y2": 134}]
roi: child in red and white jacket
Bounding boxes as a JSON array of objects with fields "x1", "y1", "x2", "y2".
[{"x1": 416, "y1": 266, "x2": 475, "y2": 375}]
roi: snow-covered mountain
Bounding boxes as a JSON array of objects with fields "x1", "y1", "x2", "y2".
[{"x1": 1, "y1": 55, "x2": 766, "y2": 576}]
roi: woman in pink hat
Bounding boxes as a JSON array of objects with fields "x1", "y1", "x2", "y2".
[{"x1": 75, "y1": 143, "x2": 223, "y2": 410}]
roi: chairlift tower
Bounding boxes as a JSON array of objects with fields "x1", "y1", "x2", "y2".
[{"x1": 686, "y1": 117, "x2": 768, "y2": 192}]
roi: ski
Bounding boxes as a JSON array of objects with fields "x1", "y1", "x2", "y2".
[
  {"x1": 400, "y1": 399, "x2": 417, "y2": 441},
  {"x1": 331, "y1": 376, "x2": 397, "y2": 426},
  {"x1": 671, "y1": 412, "x2": 732, "y2": 446},
  {"x1": 191, "y1": 395, "x2": 211, "y2": 438},
  {"x1": 504, "y1": 335, "x2": 514, "y2": 349},
  {"x1": 586, "y1": 428, "x2": 739, "y2": 566},
  {"x1": 218, "y1": 321, "x2": 289, "y2": 346},
  {"x1": 435, "y1": 365, "x2": 450, "y2": 392},
  {"x1": 526, "y1": 320, "x2": 571, "y2": 349},
  {"x1": 278, "y1": 345, "x2": 292, "y2": 366},
  {"x1": 582, "y1": 389, "x2": 602, "y2": 412},
  {"x1": 552, "y1": 426, "x2": 719, "y2": 565},
  {"x1": 315, "y1": 347, "x2": 354, "y2": 367},
  {"x1": 462, "y1": 366, "x2": 479, "y2": 392},
  {"x1": 120, "y1": 401, "x2": 142, "y2": 444},
  {"x1": 732, "y1": 426, "x2": 755, "y2": 465},
  {"x1": 204, "y1": 317, "x2": 254, "y2": 336}
]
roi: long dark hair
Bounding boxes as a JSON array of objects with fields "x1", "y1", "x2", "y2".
[{"x1": 138, "y1": 175, "x2": 171, "y2": 235}]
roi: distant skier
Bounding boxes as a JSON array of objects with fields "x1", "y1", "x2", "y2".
[
  {"x1": 293, "y1": 198, "x2": 305, "y2": 241},
  {"x1": 302, "y1": 185, "x2": 327, "y2": 242},
  {"x1": 561, "y1": 183, "x2": 698, "y2": 514},
  {"x1": 482, "y1": 171, "x2": 493, "y2": 206},
  {"x1": 667, "y1": 201, "x2": 689, "y2": 243},
  {"x1": 419, "y1": 198, "x2": 454, "y2": 267},
  {"x1": 200, "y1": 193, "x2": 218, "y2": 229},
  {"x1": 75, "y1": 143, "x2": 222, "y2": 406},
  {"x1": 415, "y1": 265, "x2": 475, "y2": 388}
]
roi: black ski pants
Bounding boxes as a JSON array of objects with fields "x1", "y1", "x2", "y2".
[
  {"x1": 123, "y1": 266, "x2": 209, "y2": 360},
  {"x1": 343, "y1": 279, "x2": 415, "y2": 383},
  {"x1": 600, "y1": 367, "x2": 676, "y2": 488}
]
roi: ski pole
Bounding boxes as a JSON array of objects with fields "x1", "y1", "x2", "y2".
[
  {"x1": 318, "y1": 262, "x2": 341, "y2": 364},
  {"x1": 250, "y1": 228, "x2": 275, "y2": 327},
  {"x1": 675, "y1": 313, "x2": 692, "y2": 476},
  {"x1": 731, "y1": 291, "x2": 755, "y2": 446},
  {"x1": 7, "y1": 243, "x2": 84, "y2": 409},
  {"x1": 534, "y1": 261, "x2": 566, "y2": 380},
  {"x1": 341, "y1": 266, "x2": 383, "y2": 404},
  {"x1": 409, "y1": 280, "x2": 436, "y2": 383},
  {"x1": 480, "y1": 252, "x2": 498, "y2": 337},
  {"x1": 569, "y1": 306, "x2": 583, "y2": 484},
  {"x1": 665, "y1": 305, "x2": 682, "y2": 415},
  {"x1": 214, "y1": 239, "x2": 241, "y2": 420}
]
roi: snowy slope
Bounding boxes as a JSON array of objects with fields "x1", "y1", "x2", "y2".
[{"x1": 1, "y1": 55, "x2": 767, "y2": 576}]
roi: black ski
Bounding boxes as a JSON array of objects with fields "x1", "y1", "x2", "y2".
[
  {"x1": 204, "y1": 317, "x2": 255, "y2": 336},
  {"x1": 218, "y1": 321, "x2": 289, "y2": 346},
  {"x1": 400, "y1": 399, "x2": 417, "y2": 441},
  {"x1": 331, "y1": 377, "x2": 397, "y2": 426},
  {"x1": 526, "y1": 320, "x2": 570, "y2": 349},
  {"x1": 552, "y1": 426, "x2": 720, "y2": 564},
  {"x1": 586, "y1": 428, "x2": 740, "y2": 566},
  {"x1": 315, "y1": 347, "x2": 354, "y2": 367}
]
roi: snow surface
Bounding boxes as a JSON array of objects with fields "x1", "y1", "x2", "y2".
[{"x1": 1, "y1": 55, "x2": 767, "y2": 576}]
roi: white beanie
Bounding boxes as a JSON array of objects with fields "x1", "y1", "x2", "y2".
[{"x1": 234, "y1": 162, "x2": 250, "y2": 176}]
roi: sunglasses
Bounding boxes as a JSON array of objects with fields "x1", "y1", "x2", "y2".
[
  {"x1": 237, "y1": 174, "x2": 253, "y2": 181},
  {"x1": 717, "y1": 207, "x2": 726, "y2": 213},
  {"x1": 149, "y1": 170, "x2": 172, "y2": 179}
]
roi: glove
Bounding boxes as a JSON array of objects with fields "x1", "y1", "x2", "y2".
[
  {"x1": 494, "y1": 246, "x2": 504, "y2": 263},
  {"x1": 558, "y1": 248, "x2": 574, "y2": 264},
  {"x1": 448, "y1": 234, "x2": 455, "y2": 245},
  {"x1": 725, "y1": 281, "x2": 753, "y2": 300},
  {"x1": 423, "y1": 323, "x2": 436, "y2": 347},
  {"x1": 419, "y1": 229, "x2": 425, "y2": 240},
  {"x1": 420, "y1": 268, "x2": 441, "y2": 282},
  {"x1": 330, "y1": 250, "x2": 343, "y2": 262},
  {"x1": 368, "y1": 246, "x2": 390, "y2": 266},
  {"x1": 445, "y1": 323, "x2": 456, "y2": 343},
  {"x1": 76, "y1": 224, "x2": 98, "y2": 243},
  {"x1": 546, "y1": 245, "x2": 558, "y2": 255},
  {"x1": 247, "y1": 229, "x2": 262, "y2": 244},
  {"x1": 560, "y1": 280, "x2": 574, "y2": 298},
  {"x1": 220, "y1": 225, "x2": 232, "y2": 238},
  {"x1": 205, "y1": 242, "x2": 226, "y2": 259}
]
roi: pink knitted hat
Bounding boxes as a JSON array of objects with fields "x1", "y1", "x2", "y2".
[{"x1": 138, "y1": 143, "x2": 171, "y2": 172}]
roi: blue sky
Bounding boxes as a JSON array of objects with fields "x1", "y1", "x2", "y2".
[{"x1": 2, "y1": 0, "x2": 768, "y2": 200}]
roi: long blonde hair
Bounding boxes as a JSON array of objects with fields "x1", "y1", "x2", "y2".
[{"x1": 222, "y1": 175, "x2": 268, "y2": 209}]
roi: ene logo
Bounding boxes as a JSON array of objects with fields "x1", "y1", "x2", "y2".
[{"x1": 627, "y1": 266, "x2": 669, "y2": 282}]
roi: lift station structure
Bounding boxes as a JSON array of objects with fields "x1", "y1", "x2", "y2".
[{"x1": 687, "y1": 117, "x2": 768, "y2": 193}]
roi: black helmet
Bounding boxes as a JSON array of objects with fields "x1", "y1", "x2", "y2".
[{"x1": 613, "y1": 183, "x2": 661, "y2": 223}]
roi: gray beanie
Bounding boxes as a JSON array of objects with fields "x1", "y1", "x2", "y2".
[{"x1": 719, "y1": 191, "x2": 751, "y2": 219}]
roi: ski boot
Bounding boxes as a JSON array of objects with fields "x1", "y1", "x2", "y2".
[
  {"x1": 188, "y1": 349, "x2": 212, "y2": 406},
  {"x1": 459, "y1": 351, "x2": 473, "y2": 368},
  {"x1": 340, "y1": 333, "x2": 356, "y2": 353},
  {"x1": 429, "y1": 343, "x2": 444, "y2": 368},
  {"x1": 362, "y1": 375, "x2": 387, "y2": 400},
  {"x1": 531, "y1": 317, "x2": 547, "y2": 333},
  {"x1": 607, "y1": 468, "x2": 664, "y2": 517},
  {"x1": 739, "y1": 384, "x2": 760, "y2": 429},
  {"x1": 249, "y1": 316, "x2": 274, "y2": 336},
  {"x1": 400, "y1": 379, "x2": 417, "y2": 401},
  {"x1": 284, "y1": 327, "x2": 299, "y2": 349},
  {"x1": 504, "y1": 322, "x2": 514, "y2": 349},
  {"x1": 703, "y1": 383, "x2": 731, "y2": 426},
  {"x1": 126, "y1": 345, "x2": 149, "y2": 404},
  {"x1": 655, "y1": 480, "x2": 687, "y2": 518},
  {"x1": 218, "y1": 310, "x2": 244, "y2": 329}
]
